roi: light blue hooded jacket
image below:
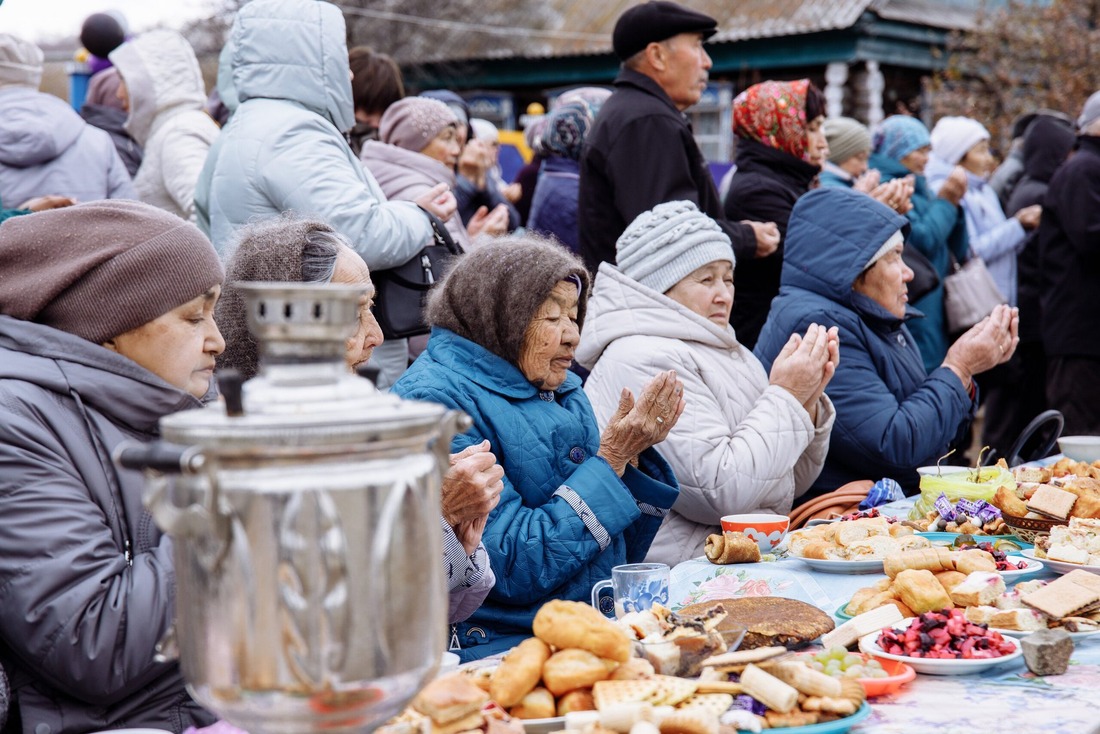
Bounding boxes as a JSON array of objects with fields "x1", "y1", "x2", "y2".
[{"x1": 194, "y1": 0, "x2": 432, "y2": 267}]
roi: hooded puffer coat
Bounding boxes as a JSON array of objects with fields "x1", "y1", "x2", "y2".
[
  {"x1": 110, "y1": 30, "x2": 220, "y2": 221},
  {"x1": 194, "y1": 0, "x2": 431, "y2": 264},
  {"x1": 0, "y1": 87, "x2": 134, "y2": 205},
  {"x1": 577, "y1": 265, "x2": 833, "y2": 565},
  {"x1": 754, "y1": 188, "x2": 975, "y2": 497},
  {"x1": 0, "y1": 316, "x2": 214, "y2": 734}
]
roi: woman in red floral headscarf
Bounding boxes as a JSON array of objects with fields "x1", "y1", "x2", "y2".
[{"x1": 723, "y1": 79, "x2": 828, "y2": 349}]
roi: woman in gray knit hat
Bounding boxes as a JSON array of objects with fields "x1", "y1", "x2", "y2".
[
  {"x1": 214, "y1": 214, "x2": 503, "y2": 627},
  {"x1": 577, "y1": 201, "x2": 838, "y2": 566},
  {"x1": 392, "y1": 235, "x2": 682, "y2": 661},
  {"x1": 0, "y1": 200, "x2": 223, "y2": 731}
]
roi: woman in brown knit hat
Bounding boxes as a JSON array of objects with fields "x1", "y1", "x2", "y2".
[
  {"x1": 0, "y1": 200, "x2": 223, "y2": 732},
  {"x1": 392, "y1": 235, "x2": 683, "y2": 662},
  {"x1": 215, "y1": 214, "x2": 503, "y2": 626}
]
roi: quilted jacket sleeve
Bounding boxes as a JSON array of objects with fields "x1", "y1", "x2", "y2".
[
  {"x1": 0, "y1": 408, "x2": 175, "y2": 704},
  {"x1": 400, "y1": 385, "x2": 674, "y2": 606},
  {"x1": 585, "y1": 341, "x2": 817, "y2": 524},
  {"x1": 257, "y1": 115, "x2": 433, "y2": 271}
]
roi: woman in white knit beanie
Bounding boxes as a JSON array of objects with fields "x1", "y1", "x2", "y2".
[{"x1": 577, "y1": 201, "x2": 839, "y2": 565}]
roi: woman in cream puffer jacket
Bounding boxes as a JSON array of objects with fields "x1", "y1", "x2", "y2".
[
  {"x1": 110, "y1": 30, "x2": 219, "y2": 221},
  {"x1": 578, "y1": 201, "x2": 836, "y2": 566}
]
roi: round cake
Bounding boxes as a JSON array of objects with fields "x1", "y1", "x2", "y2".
[{"x1": 678, "y1": 597, "x2": 834, "y2": 650}]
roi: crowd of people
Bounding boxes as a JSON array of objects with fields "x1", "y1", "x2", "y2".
[{"x1": 0, "y1": 0, "x2": 1098, "y2": 731}]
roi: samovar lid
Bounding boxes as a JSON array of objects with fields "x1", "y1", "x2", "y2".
[{"x1": 159, "y1": 282, "x2": 451, "y2": 451}]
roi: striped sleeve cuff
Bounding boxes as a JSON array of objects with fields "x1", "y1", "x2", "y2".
[
  {"x1": 553, "y1": 484, "x2": 611, "y2": 551},
  {"x1": 441, "y1": 518, "x2": 488, "y2": 590},
  {"x1": 636, "y1": 501, "x2": 668, "y2": 518}
]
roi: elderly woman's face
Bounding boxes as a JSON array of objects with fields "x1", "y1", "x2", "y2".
[
  {"x1": 853, "y1": 244, "x2": 914, "y2": 319},
  {"x1": 900, "y1": 145, "x2": 930, "y2": 175},
  {"x1": 105, "y1": 286, "x2": 225, "y2": 398},
  {"x1": 805, "y1": 116, "x2": 829, "y2": 168},
  {"x1": 421, "y1": 125, "x2": 462, "y2": 169},
  {"x1": 331, "y1": 245, "x2": 384, "y2": 372},
  {"x1": 518, "y1": 280, "x2": 581, "y2": 391},
  {"x1": 665, "y1": 260, "x2": 734, "y2": 327}
]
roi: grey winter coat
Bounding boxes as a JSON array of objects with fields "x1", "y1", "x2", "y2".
[
  {"x1": 194, "y1": 0, "x2": 431, "y2": 266},
  {"x1": 0, "y1": 87, "x2": 135, "y2": 205},
  {"x1": 0, "y1": 316, "x2": 214, "y2": 734}
]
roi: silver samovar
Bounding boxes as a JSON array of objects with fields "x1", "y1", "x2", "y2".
[{"x1": 117, "y1": 283, "x2": 467, "y2": 733}]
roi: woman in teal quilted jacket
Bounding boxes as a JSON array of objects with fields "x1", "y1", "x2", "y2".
[
  {"x1": 869, "y1": 116, "x2": 970, "y2": 373},
  {"x1": 393, "y1": 236, "x2": 681, "y2": 661}
]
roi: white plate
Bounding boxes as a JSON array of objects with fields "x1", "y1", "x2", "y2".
[
  {"x1": 858, "y1": 626, "x2": 1023, "y2": 676},
  {"x1": 796, "y1": 556, "x2": 886, "y2": 574},
  {"x1": 1020, "y1": 548, "x2": 1100, "y2": 576},
  {"x1": 992, "y1": 626, "x2": 1100, "y2": 641},
  {"x1": 999, "y1": 557, "x2": 1044, "y2": 580},
  {"x1": 518, "y1": 716, "x2": 565, "y2": 734}
]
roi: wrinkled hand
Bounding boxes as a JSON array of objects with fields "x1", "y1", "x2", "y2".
[
  {"x1": 442, "y1": 440, "x2": 504, "y2": 536},
  {"x1": 745, "y1": 220, "x2": 780, "y2": 258},
  {"x1": 942, "y1": 305, "x2": 1019, "y2": 389},
  {"x1": 466, "y1": 203, "x2": 510, "y2": 239},
  {"x1": 454, "y1": 515, "x2": 489, "y2": 557},
  {"x1": 769, "y1": 324, "x2": 838, "y2": 413},
  {"x1": 1015, "y1": 204, "x2": 1041, "y2": 230},
  {"x1": 414, "y1": 182, "x2": 457, "y2": 223},
  {"x1": 938, "y1": 166, "x2": 968, "y2": 206},
  {"x1": 459, "y1": 139, "x2": 492, "y2": 186},
  {"x1": 869, "y1": 178, "x2": 912, "y2": 214},
  {"x1": 853, "y1": 169, "x2": 881, "y2": 194},
  {"x1": 598, "y1": 370, "x2": 685, "y2": 476},
  {"x1": 18, "y1": 195, "x2": 76, "y2": 212}
]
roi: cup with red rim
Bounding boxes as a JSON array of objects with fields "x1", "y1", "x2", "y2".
[{"x1": 720, "y1": 513, "x2": 790, "y2": 553}]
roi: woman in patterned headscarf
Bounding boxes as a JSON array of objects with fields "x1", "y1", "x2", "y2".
[
  {"x1": 528, "y1": 92, "x2": 610, "y2": 254},
  {"x1": 723, "y1": 79, "x2": 828, "y2": 349}
]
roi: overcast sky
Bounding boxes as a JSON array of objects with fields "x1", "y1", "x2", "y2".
[{"x1": 0, "y1": 0, "x2": 215, "y2": 42}]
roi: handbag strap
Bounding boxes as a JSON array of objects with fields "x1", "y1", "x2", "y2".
[{"x1": 417, "y1": 206, "x2": 461, "y2": 255}]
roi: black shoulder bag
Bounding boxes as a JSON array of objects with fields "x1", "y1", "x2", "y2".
[{"x1": 371, "y1": 209, "x2": 462, "y2": 340}]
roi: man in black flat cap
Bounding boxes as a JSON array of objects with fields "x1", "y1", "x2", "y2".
[{"x1": 578, "y1": 0, "x2": 779, "y2": 273}]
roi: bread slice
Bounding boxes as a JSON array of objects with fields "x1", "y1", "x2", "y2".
[
  {"x1": 1015, "y1": 466, "x2": 1052, "y2": 483},
  {"x1": 990, "y1": 608, "x2": 1048, "y2": 631},
  {"x1": 964, "y1": 605, "x2": 999, "y2": 625},
  {"x1": 950, "y1": 572, "x2": 1006, "y2": 607},
  {"x1": 1027, "y1": 484, "x2": 1078, "y2": 521}
]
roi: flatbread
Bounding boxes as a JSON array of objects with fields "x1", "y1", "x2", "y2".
[{"x1": 679, "y1": 598, "x2": 834, "y2": 650}]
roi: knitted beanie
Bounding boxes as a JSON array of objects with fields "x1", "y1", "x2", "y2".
[
  {"x1": 616, "y1": 201, "x2": 734, "y2": 295},
  {"x1": 0, "y1": 34, "x2": 44, "y2": 89},
  {"x1": 216, "y1": 215, "x2": 345, "y2": 380},
  {"x1": 380, "y1": 97, "x2": 458, "y2": 153},
  {"x1": 1078, "y1": 90, "x2": 1100, "y2": 132},
  {"x1": 864, "y1": 230, "x2": 905, "y2": 270},
  {"x1": 825, "y1": 116, "x2": 871, "y2": 165},
  {"x1": 470, "y1": 118, "x2": 499, "y2": 143},
  {"x1": 872, "y1": 115, "x2": 930, "y2": 162},
  {"x1": 0, "y1": 200, "x2": 223, "y2": 344},
  {"x1": 930, "y1": 116, "x2": 990, "y2": 166},
  {"x1": 427, "y1": 235, "x2": 589, "y2": 367}
]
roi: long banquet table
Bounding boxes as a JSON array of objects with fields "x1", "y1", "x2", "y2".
[{"x1": 667, "y1": 497, "x2": 1100, "y2": 733}]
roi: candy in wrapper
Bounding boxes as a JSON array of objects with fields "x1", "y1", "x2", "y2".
[
  {"x1": 976, "y1": 504, "x2": 1001, "y2": 524},
  {"x1": 934, "y1": 492, "x2": 956, "y2": 522},
  {"x1": 956, "y1": 498, "x2": 980, "y2": 515},
  {"x1": 730, "y1": 694, "x2": 767, "y2": 716}
]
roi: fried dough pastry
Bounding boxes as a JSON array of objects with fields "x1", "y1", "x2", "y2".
[
  {"x1": 532, "y1": 600, "x2": 632, "y2": 662},
  {"x1": 489, "y1": 637, "x2": 551, "y2": 708}
]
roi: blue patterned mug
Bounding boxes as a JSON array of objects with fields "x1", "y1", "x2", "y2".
[{"x1": 590, "y1": 562, "x2": 670, "y2": 618}]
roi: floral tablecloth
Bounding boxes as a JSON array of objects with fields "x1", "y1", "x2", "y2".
[{"x1": 670, "y1": 496, "x2": 1100, "y2": 733}]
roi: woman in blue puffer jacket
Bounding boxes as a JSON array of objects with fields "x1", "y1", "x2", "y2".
[
  {"x1": 394, "y1": 236, "x2": 680, "y2": 661},
  {"x1": 755, "y1": 188, "x2": 1017, "y2": 499}
]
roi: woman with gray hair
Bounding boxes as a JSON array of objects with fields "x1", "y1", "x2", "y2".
[
  {"x1": 578, "y1": 201, "x2": 837, "y2": 564},
  {"x1": 215, "y1": 215, "x2": 503, "y2": 625},
  {"x1": 392, "y1": 235, "x2": 681, "y2": 661}
]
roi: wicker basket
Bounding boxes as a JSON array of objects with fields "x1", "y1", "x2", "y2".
[{"x1": 1001, "y1": 513, "x2": 1065, "y2": 544}]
